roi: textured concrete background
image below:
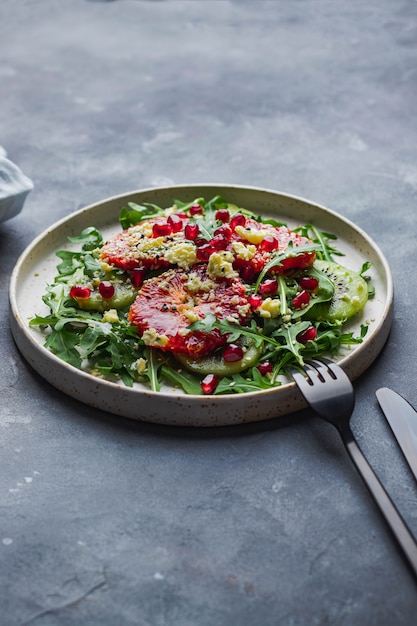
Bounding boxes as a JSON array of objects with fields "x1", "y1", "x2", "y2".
[{"x1": 1, "y1": 1, "x2": 417, "y2": 624}]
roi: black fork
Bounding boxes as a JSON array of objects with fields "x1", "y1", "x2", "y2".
[{"x1": 291, "y1": 358, "x2": 417, "y2": 581}]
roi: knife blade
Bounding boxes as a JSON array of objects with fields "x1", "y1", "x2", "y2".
[{"x1": 376, "y1": 387, "x2": 417, "y2": 483}]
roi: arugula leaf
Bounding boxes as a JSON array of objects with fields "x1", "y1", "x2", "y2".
[
  {"x1": 119, "y1": 201, "x2": 165, "y2": 229},
  {"x1": 189, "y1": 315, "x2": 272, "y2": 349},
  {"x1": 359, "y1": 261, "x2": 375, "y2": 298},
  {"x1": 254, "y1": 242, "x2": 319, "y2": 292},
  {"x1": 205, "y1": 195, "x2": 229, "y2": 211},
  {"x1": 272, "y1": 321, "x2": 312, "y2": 365},
  {"x1": 77, "y1": 323, "x2": 112, "y2": 355},
  {"x1": 173, "y1": 197, "x2": 205, "y2": 212},
  {"x1": 42, "y1": 283, "x2": 71, "y2": 316},
  {"x1": 294, "y1": 224, "x2": 341, "y2": 262},
  {"x1": 256, "y1": 216, "x2": 287, "y2": 228},
  {"x1": 44, "y1": 327, "x2": 83, "y2": 368},
  {"x1": 291, "y1": 267, "x2": 334, "y2": 319},
  {"x1": 215, "y1": 371, "x2": 276, "y2": 394},
  {"x1": 142, "y1": 347, "x2": 162, "y2": 392},
  {"x1": 68, "y1": 227, "x2": 103, "y2": 251},
  {"x1": 160, "y1": 364, "x2": 203, "y2": 395},
  {"x1": 55, "y1": 251, "x2": 85, "y2": 276},
  {"x1": 188, "y1": 197, "x2": 224, "y2": 241}
]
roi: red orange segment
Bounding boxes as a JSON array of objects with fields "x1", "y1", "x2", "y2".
[
  {"x1": 100, "y1": 216, "x2": 190, "y2": 271},
  {"x1": 128, "y1": 265, "x2": 251, "y2": 358}
]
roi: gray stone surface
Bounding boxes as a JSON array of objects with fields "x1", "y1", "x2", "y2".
[{"x1": 1, "y1": 1, "x2": 417, "y2": 624}]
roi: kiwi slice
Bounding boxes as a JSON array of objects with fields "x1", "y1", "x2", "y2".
[
  {"x1": 306, "y1": 260, "x2": 368, "y2": 322},
  {"x1": 176, "y1": 336, "x2": 263, "y2": 377},
  {"x1": 76, "y1": 273, "x2": 138, "y2": 312}
]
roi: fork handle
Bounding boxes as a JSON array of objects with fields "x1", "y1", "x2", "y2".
[{"x1": 339, "y1": 424, "x2": 417, "y2": 582}]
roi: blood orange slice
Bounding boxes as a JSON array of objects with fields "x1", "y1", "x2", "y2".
[
  {"x1": 128, "y1": 265, "x2": 251, "y2": 357},
  {"x1": 230, "y1": 218, "x2": 315, "y2": 275},
  {"x1": 100, "y1": 215, "x2": 194, "y2": 271}
]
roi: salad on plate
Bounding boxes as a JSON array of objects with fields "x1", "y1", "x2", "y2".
[{"x1": 30, "y1": 196, "x2": 372, "y2": 396}]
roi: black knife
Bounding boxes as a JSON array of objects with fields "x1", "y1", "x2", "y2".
[{"x1": 376, "y1": 387, "x2": 417, "y2": 483}]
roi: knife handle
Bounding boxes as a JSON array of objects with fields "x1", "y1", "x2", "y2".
[{"x1": 339, "y1": 423, "x2": 417, "y2": 582}]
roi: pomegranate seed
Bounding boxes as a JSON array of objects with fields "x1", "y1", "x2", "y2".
[
  {"x1": 196, "y1": 243, "x2": 216, "y2": 261},
  {"x1": 70, "y1": 285, "x2": 91, "y2": 300},
  {"x1": 257, "y1": 361, "x2": 273, "y2": 375},
  {"x1": 209, "y1": 235, "x2": 229, "y2": 250},
  {"x1": 214, "y1": 224, "x2": 232, "y2": 240},
  {"x1": 201, "y1": 373, "x2": 219, "y2": 395},
  {"x1": 297, "y1": 326, "x2": 317, "y2": 344},
  {"x1": 215, "y1": 209, "x2": 230, "y2": 223},
  {"x1": 260, "y1": 235, "x2": 279, "y2": 252},
  {"x1": 223, "y1": 343, "x2": 244, "y2": 362},
  {"x1": 190, "y1": 203, "x2": 204, "y2": 216},
  {"x1": 131, "y1": 267, "x2": 147, "y2": 288},
  {"x1": 152, "y1": 221, "x2": 172, "y2": 237},
  {"x1": 259, "y1": 279, "x2": 278, "y2": 295},
  {"x1": 293, "y1": 290, "x2": 310, "y2": 309},
  {"x1": 98, "y1": 281, "x2": 115, "y2": 299},
  {"x1": 230, "y1": 213, "x2": 246, "y2": 229},
  {"x1": 249, "y1": 294, "x2": 263, "y2": 309},
  {"x1": 298, "y1": 276, "x2": 319, "y2": 291},
  {"x1": 240, "y1": 265, "x2": 256, "y2": 283},
  {"x1": 195, "y1": 238, "x2": 209, "y2": 247},
  {"x1": 167, "y1": 214, "x2": 183, "y2": 232},
  {"x1": 184, "y1": 223, "x2": 199, "y2": 240}
]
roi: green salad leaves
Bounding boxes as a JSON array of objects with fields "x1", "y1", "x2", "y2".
[{"x1": 30, "y1": 196, "x2": 372, "y2": 395}]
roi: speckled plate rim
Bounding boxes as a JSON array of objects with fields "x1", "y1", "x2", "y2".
[{"x1": 9, "y1": 184, "x2": 393, "y2": 427}]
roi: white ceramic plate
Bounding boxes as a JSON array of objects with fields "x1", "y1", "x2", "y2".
[{"x1": 9, "y1": 184, "x2": 393, "y2": 427}]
